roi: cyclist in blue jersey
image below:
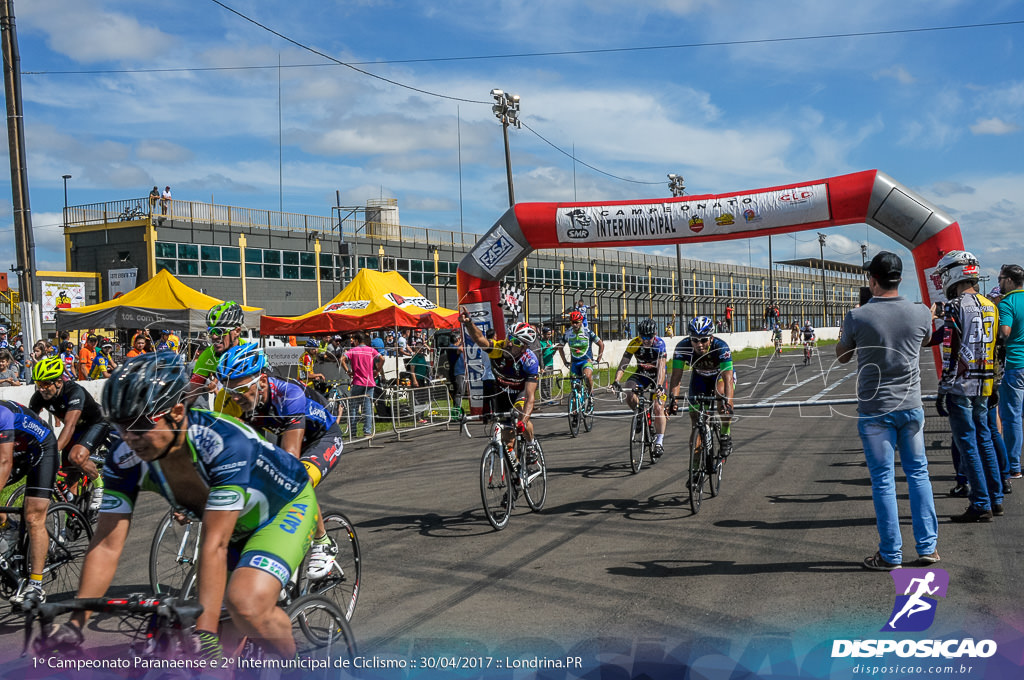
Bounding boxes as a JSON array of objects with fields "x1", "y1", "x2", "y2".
[
  {"x1": 460, "y1": 308, "x2": 542, "y2": 461},
  {"x1": 613, "y1": 318, "x2": 669, "y2": 459},
  {"x1": 42, "y1": 352, "x2": 317, "y2": 661},
  {"x1": 557, "y1": 310, "x2": 605, "y2": 397},
  {"x1": 0, "y1": 400, "x2": 59, "y2": 605},
  {"x1": 668, "y1": 316, "x2": 736, "y2": 457},
  {"x1": 217, "y1": 343, "x2": 345, "y2": 580}
]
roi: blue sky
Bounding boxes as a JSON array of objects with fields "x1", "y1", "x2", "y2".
[{"x1": 2, "y1": 0, "x2": 1022, "y2": 299}]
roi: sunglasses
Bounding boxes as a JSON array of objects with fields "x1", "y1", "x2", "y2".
[
  {"x1": 640, "y1": 334, "x2": 655, "y2": 341},
  {"x1": 690, "y1": 336, "x2": 712, "y2": 344},
  {"x1": 35, "y1": 380, "x2": 58, "y2": 389},
  {"x1": 208, "y1": 327, "x2": 236, "y2": 340},
  {"x1": 508, "y1": 337, "x2": 526, "y2": 347},
  {"x1": 110, "y1": 411, "x2": 169, "y2": 435},
  {"x1": 224, "y1": 374, "x2": 262, "y2": 397}
]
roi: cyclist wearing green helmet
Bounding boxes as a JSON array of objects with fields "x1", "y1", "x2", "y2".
[{"x1": 185, "y1": 301, "x2": 246, "y2": 407}]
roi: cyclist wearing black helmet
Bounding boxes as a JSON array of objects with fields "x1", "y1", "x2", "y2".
[
  {"x1": 185, "y1": 300, "x2": 246, "y2": 407},
  {"x1": 613, "y1": 318, "x2": 669, "y2": 459},
  {"x1": 668, "y1": 316, "x2": 736, "y2": 457},
  {"x1": 44, "y1": 352, "x2": 318, "y2": 660}
]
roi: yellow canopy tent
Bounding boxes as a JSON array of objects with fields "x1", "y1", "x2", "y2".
[
  {"x1": 55, "y1": 269, "x2": 262, "y2": 331},
  {"x1": 261, "y1": 269, "x2": 458, "y2": 335}
]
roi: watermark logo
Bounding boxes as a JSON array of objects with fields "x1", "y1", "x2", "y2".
[{"x1": 883, "y1": 568, "x2": 948, "y2": 632}]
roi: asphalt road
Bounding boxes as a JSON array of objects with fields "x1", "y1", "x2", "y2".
[{"x1": 2, "y1": 345, "x2": 1020, "y2": 677}]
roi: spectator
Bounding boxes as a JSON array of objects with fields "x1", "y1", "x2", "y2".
[
  {"x1": 574, "y1": 298, "x2": 590, "y2": 329},
  {"x1": 538, "y1": 327, "x2": 557, "y2": 400},
  {"x1": 836, "y1": 251, "x2": 938, "y2": 569},
  {"x1": 58, "y1": 341, "x2": 77, "y2": 380},
  {"x1": 126, "y1": 335, "x2": 148, "y2": 359},
  {"x1": 77, "y1": 335, "x2": 98, "y2": 381},
  {"x1": 89, "y1": 339, "x2": 118, "y2": 379},
  {"x1": 0, "y1": 325, "x2": 8, "y2": 349},
  {"x1": 446, "y1": 331, "x2": 466, "y2": 414},
  {"x1": 370, "y1": 332, "x2": 386, "y2": 354},
  {"x1": 790, "y1": 321, "x2": 800, "y2": 345},
  {"x1": 408, "y1": 339, "x2": 431, "y2": 388},
  {"x1": 997, "y1": 263, "x2": 1024, "y2": 480},
  {"x1": 725, "y1": 304, "x2": 734, "y2": 332},
  {"x1": 396, "y1": 329, "x2": 412, "y2": 357},
  {"x1": 383, "y1": 331, "x2": 397, "y2": 357},
  {"x1": 156, "y1": 329, "x2": 181, "y2": 353},
  {"x1": 0, "y1": 349, "x2": 21, "y2": 386},
  {"x1": 931, "y1": 250, "x2": 1003, "y2": 522},
  {"x1": 160, "y1": 185, "x2": 171, "y2": 218},
  {"x1": 148, "y1": 186, "x2": 160, "y2": 213},
  {"x1": 342, "y1": 331, "x2": 384, "y2": 437}
]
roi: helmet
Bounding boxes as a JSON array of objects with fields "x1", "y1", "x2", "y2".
[
  {"x1": 688, "y1": 316, "x2": 714, "y2": 337},
  {"x1": 507, "y1": 322, "x2": 537, "y2": 345},
  {"x1": 32, "y1": 355, "x2": 65, "y2": 382},
  {"x1": 102, "y1": 351, "x2": 188, "y2": 422},
  {"x1": 935, "y1": 250, "x2": 980, "y2": 300},
  {"x1": 206, "y1": 301, "x2": 244, "y2": 329},
  {"x1": 0, "y1": 326, "x2": 6, "y2": 334},
  {"x1": 61, "y1": 341, "x2": 74, "y2": 351},
  {"x1": 216, "y1": 343, "x2": 268, "y2": 381},
  {"x1": 101, "y1": 339, "x2": 114, "y2": 350},
  {"x1": 569, "y1": 310, "x2": 585, "y2": 323},
  {"x1": 637, "y1": 318, "x2": 658, "y2": 338},
  {"x1": 160, "y1": 329, "x2": 172, "y2": 335},
  {"x1": 305, "y1": 339, "x2": 320, "y2": 348}
]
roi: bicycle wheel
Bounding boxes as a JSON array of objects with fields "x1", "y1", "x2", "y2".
[
  {"x1": 567, "y1": 387, "x2": 580, "y2": 437},
  {"x1": 687, "y1": 429, "x2": 705, "y2": 515},
  {"x1": 149, "y1": 509, "x2": 202, "y2": 596},
  {"x1": 709, "y1": 417, "x2": 724, "y2": 497},
  {"x1": 302, "y1": 513, "x2": 361, "y2": 621},
  {"x1": 629, "y1": 410, "x2": 646, "y2": 474},
  {"x1": 582, "y1": 391, "x2": 594, "y2": 432},
  {"x1": 480, "y1": 444, "x2": 513, "y2": 530},
  {"x1": 41, "y1": 502, "x2": 93, "y2": 601},
  {"x1": 288, "y1": 594, "x2": 357, "y2": 662},
  {"x1": 0, "y1": 480, "x2": 25, "y2": 509},
  {"x1": 522, "y1": 441, "x2": 547, "y2": 511},
  {"x1": 707, "y1": 425, "x2": 720, "y2": 498}
]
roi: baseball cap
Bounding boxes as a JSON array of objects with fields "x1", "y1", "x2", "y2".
[
  {"x1": 863, "y1": 251, "x2": 903, "y2": 284},
  {"x1": 989, "y1": 286, "x2": 1002, "y2": 299}
]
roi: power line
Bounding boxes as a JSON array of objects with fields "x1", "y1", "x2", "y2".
[{"x1": 520, "y1": 121, "x2": 664, "y2": 186}]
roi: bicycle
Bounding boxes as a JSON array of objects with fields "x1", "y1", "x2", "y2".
[
  {"x1": 619, "y1": 384, "x2": 656, "y2": 474},
  {"x1": 686, "y1": 398, "x2": 724, "y2": 515},
  {"x1": 803, "y1": 339, "x2": 814, "y2": 365},
  {"x1": 3, "y1": 452, "x2": 110, "y2": 525},
  {"x1": 0, "y1": 502, "x2": 93, "y2": 607},
  {"x1": 149, "y1": 507, "x2": 361, "y2": 621},
  {"x1": 475, "y1": 411, "x2": 547, "y2": 531},
  {"x1": 774, "y1": 336, "x2": 783, "y2": 354},
  {"x1": 118, "y1": 203, "x2": 146, "y2": 221},
  {"x1": 564, "y1": 374, "x2": 594, "y2": 438}
]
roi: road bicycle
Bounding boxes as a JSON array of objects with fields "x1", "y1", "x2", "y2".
[
  {"x1": 803, "y1": 339, "x2": 815, "y2": 365},
  {"x1": 4, "y1": 451, "x2": 110, "y2": 525},
  {"x1": 117, "y1": 203, "x2": 146, "y2": 221},
  {"x1": 475, "y1": 411, "x2": 547, "y2": 531},
  {"x1": 618, "y1": 384, "x2": 656, "y2": 474},
  {"x1": 0, "y1": 502, "x2": 93, "y2": 608},
  {"x1": 774, "y1": 335, "x2": 783, "y2": 354},
  {"x1": 687, "y1": 397, "x2": 724, "y2": 515},
  {"x1": 150, "y1": 507, "x2": 361, "y2": 621},
  {"x1": 564, "y1": 374, "x2": 594, "y2": 437}
]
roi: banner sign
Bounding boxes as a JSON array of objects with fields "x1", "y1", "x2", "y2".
[
  {"x1": 107, "y1": 268, "x2": 139, "y2": 300},
  {"x1": 41, "y1": 281, "x2": 85, "y2": 322},
  {"x1": 555, "y1": 183, "x2": 831, "y2": 245},
  {"x1": 473, "y1": 225, "x2": 525, "y2": 277}
]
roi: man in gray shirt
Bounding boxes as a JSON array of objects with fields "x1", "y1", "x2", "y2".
[{"x1": 836, "y1": 251, "x2": 938, "y2": 571}]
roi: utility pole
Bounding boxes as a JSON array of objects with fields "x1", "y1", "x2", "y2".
[
  {"x1": 668, "y1": 174, "x2": 686, "y2": 329},
  {"x1": 818, "y1": 233, "x2": 828, "y2": 326},
  {"x1": 1, "y1": 0, "x2": 40, "y2": 345}
]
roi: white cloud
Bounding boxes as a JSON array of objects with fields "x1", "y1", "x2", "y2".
[
  {"x1": 874, "y1": 65, "x2": 915, "y2": 85},
  {"x1": 970, "y1": 117, "x2": 1020, "y2": 135}
]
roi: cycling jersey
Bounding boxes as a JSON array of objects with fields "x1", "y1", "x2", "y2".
[
  {"x1": 672, "y1": 337, "x2": 734, "y2": 400},
  {"x1": 938, "y1": 293, "x2": 998, "y2": 397},
  {"x1": 561, "y1": 327, "x2": 600, "y2": 361},
  {"x1": 191, "y1": 345, "x2": 221, "y2": 379},
  {"x1": 485, "y1": 341, "x2": 540, "y2": 392},
  {"x1": 246, "y1": 377, "x2": 336, "y2": 449},
  {"x1": 801, "y1": 326, "x2": 816, "y2": 341},
  {"x1": 101, "y1": 409, "x2": 310, "y2": 538},
  {"x1": 59, "y1": 352, "x2": 76, "y2": 381},
  {"x1": 89, "y1": 353, "x2": 115, "y2": 379},
  {"x1": 623, "y1": 336, "x2": 667, "y2": 377},
  {"x1": 0, "y1": 400, "x2": 59, "y2": 498},
  {"x1": 29, "y1": 380, "x2": 104, "y2": 429}
]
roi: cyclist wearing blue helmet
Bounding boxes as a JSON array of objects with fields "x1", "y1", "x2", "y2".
[
  {"x1": 218, "y1": 343, "x2": 344, "y2": 580},
  {"x1": 669, "y1": 315, "x2": 736, "y2": 457}
]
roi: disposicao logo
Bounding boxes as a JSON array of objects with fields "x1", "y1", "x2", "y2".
[{"x1": 832, "y1": 569, "x2": 997, "y2": 659}]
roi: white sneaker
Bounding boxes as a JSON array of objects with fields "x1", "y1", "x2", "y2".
[
  {"x1": 88, "y1": 486, "x2": 104, "y2": 512},
  {"x1": 306, "y1": 537, "x2": 338, "y2": 580},
  {"x1": 10, "y1": 580, "x2": 45, "y2": 606}
]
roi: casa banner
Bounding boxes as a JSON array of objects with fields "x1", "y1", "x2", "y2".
[{"x1": 555, "y1": 182, "x2": 830, "y2": 245}]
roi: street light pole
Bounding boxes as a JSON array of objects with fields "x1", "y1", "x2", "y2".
[
  {"x1": 62, "y1": 173, "x2": 71, "y2": 228},
  {"x1": 668, "y1": 174, "x2": 686, "y2": 329},
  {"x1": 491, "y1": 89, "x2": 520, "y2": 208},
  {"x1": 818, "y1": 233, "x2": 828, "y2": 326}
]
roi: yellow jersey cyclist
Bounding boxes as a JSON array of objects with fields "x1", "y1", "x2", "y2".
[
  {"x1": 0, "y1": 400, "x2": 59, "y2": 605},
  {"x1": 42, "y1": 352, "x2": 318, "y2": 662},
  {"x1": 612, "y1": 318, "x2": 669, "y2": 460},
  {"x1": 217, "y1": 343, "x2": 344, "y2": 580},
  {"x1": 557, "y1": 310, "x2": 605, "y2": 398},
  {"x1": 28, "y1": 356, "x2": 110, "y2": 512},
  {"x1": 668, "y1": 315, "x2": 736, "y2": 457},
  {"x1": 459, "y1": 309, "x2": 542, "y2": 463}
]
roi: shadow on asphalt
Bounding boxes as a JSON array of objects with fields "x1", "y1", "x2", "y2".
[{"x1": 606, "y1": 559, "x2": 865, "y2": 578}]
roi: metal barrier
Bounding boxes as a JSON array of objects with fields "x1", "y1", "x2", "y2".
[{"x1": 327, "y1": 382, "x2": 454, "y2": 446}]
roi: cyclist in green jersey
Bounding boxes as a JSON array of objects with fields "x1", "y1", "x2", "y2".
[{"x1": 557, "y1": 310, "x2": 605, "y2": 396}]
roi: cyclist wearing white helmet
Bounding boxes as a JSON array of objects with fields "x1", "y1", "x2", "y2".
[
  {"x1": 613, "y1": 318, "x2": 669, "y2": 459},
  {"x1": 459, "y1": 308, "x2": 542, "y2": 460},
  {"x1": 668, "y1": 316, "x2": 736, "y2": 457}
]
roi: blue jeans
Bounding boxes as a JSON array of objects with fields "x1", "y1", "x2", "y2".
[
  {"x1": 988, "y1": 403, "x2": 1009, "y2": 479},
  {"x1": 998, "y1": 367, "x2": 1024, "y2": 475},
  {"x1": 857, "y1": 408, "x2": 938, "y2": 563},
  {"x1": 348, "y1": 385, "x2": 375, "y2": 435},
  {"x1": 948, "y1": 394, "x2": 1003, "y2": 511}
]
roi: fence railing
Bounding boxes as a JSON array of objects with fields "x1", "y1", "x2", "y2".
[{"x1": 327, "y1": 382, "x2": 456, "y2": 446}]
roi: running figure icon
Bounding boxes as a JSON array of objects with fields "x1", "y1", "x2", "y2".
[
  {"x1": 882, "y1": 569, "x2": 949, "y2": 633},
  {"x1": 888, "y1": 572, "x2": 939, "y2": 629}
]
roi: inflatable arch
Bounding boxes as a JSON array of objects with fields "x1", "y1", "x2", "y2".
[{"x1": 457, "y1": 169, "x2": 963, "y2": 409}]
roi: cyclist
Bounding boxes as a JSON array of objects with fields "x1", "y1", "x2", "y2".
[
  {"x1": 459, "y1": 309, "x2": 542, "y2": 462},
  {"x1": 42, "y1": 352, "x2": 317, "y2": 661},
  {"x1": 217, "y1": 343, "x2": 345, "y2": 580},
  {"x1": 0, "y1": 400, "x2": 58, "y2": 604},
  {"x1": 185, "y1": 300, "x2": 246, "y2": 408},
  {"x1": 668, "y1": 316, "x2": 736, "y2": 458},
  {"x1": 612, "y1": 318, "x2": 668, "y2": 459},
  {"x1": 771, "y1": 324, "x2": 784, "y2": 354},
  {"x1": 28, "y1": 356, "x2": 108, "y2": 511},
  {"x1": 557, "y1": 310, "x2": 605, "y2": 398},
  {"x1": 801, "y1": 321, "x2": 817, "y2": 364}
]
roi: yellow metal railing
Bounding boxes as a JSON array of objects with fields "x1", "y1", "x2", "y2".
[{"x1": 0, "y1": 288, "x2": 20, "y2": 334}]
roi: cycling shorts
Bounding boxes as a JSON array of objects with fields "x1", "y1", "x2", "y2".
[
  {"x1": 65, "y1": 421, "x2": 113, "y2": 460},
  {"x1": 300, "y1": 423, "x2": 345, "y2": 488},
  {"x1": 231, "y1": 481, "x2": 318, "y2": 587},
  {"x1": 21, "y1": 435, "x2": 60, "y2": 500},
  {"x1": 493, "y1": 389, "x2": 527, "y2": 415},
  {"x1": 569, "y1": 357, "x2": 593, "y2": 377}
]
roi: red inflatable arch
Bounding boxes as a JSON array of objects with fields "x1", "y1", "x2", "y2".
[{"x1": 457, "y1": 169, "x2": 963, "y2": 410}]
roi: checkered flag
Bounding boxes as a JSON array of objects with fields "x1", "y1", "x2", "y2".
[{"x1": 499, "y1": 283, "x2": 524, "y2": 323}]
